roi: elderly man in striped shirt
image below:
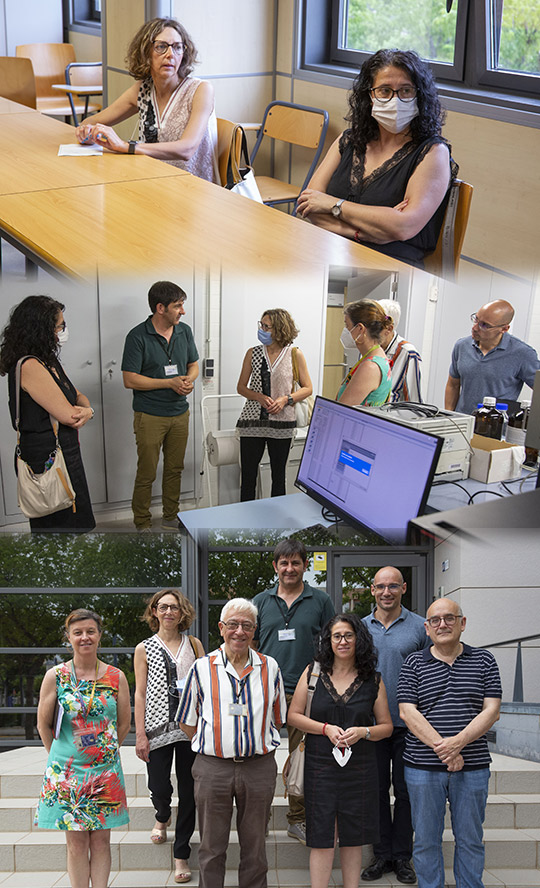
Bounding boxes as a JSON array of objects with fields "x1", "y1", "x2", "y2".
[
  {"x1": 377, "y1": 299, "x2": 422, "y2": 403},
  {"x1": 177, "y1": 598, "x2": 287, "y2": 888},
  {"x1": 397, "y1": 598, "x2": 501, "y2": 888}
]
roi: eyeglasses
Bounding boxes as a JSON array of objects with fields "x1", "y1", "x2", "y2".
[
  {"x1": 258, "y1": 321, "x2": 272, "y2": 332},
  {"x1": 331, "y1": 632, "x2": 356, "y2": 642},
  {"x1": 153, "y1": 40, "x2": 184, "y2": 55},
  {"x1": 426, "y1": 614, "x2": 463, "y2": 628},
  {"x1": 55, "y1": 320, "x2": 67, "y2": 332},
  {"x1": 156, "y1": 604, "x2": 180, "y2": 613},
  {"x1": 372, "y1": 583, "x2": 402, "y2": 592},
  {"x1": 370, "y1": 86, "x2": 417, "y2": 103},
  {"x1": 222, "y1": 620, "x2": 255, "y2": 632},
  {"x1": 470, "y1": 313, "x2": 506, "y2": 331}
]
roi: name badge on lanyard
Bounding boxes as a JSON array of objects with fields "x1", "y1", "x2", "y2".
[
  {"x1": 229, "y1": 702, "x2": 248, "y2": 717},
  {"x1": 165, "y1": 364, "x2": 178, "y2": 376},
  {"x1": 279, "y1": 628, "x2": 296, "y2": 641}
]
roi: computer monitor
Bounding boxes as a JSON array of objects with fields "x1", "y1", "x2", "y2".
[{"x1": 295, "y1": 396, "x2": 443, "y2": 544}]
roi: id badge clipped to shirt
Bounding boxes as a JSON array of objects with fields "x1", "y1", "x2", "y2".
[
  {"x1": 164, "y1": 364, "x2": 178, "y2": 376},
  {"x1": 278, "y1": 628, "x2": 296, "y2": 642},
  {"x1": 229, "y1": 702, "x2": 248, "y2": 717}
]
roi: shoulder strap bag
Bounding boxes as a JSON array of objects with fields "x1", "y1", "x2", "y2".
[
  {"x1": 291, "y1": 347, "x2": 314, "y2": 428},
  {"x1": 282, "y1": 661, "x2": 321, "y2": 797},
  {"x1": 15, "y1": 356, "x2": 76, "y2": 519}
]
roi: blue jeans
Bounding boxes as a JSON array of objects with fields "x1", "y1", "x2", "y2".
[{"x1": 405, "y1": 766, "x2": 490, "y2": 888}]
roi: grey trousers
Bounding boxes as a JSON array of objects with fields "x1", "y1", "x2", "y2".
[{"x1": 192, "y1": 752, "x2": 277, "y2": 888}]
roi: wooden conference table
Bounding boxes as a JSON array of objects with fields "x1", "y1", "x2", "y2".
[{"x1": 0, "y1": 102, "x2": 408, "y2": 280}]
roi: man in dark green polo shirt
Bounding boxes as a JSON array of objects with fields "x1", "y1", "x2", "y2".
[
  {"x1": 253, "y1": 538, "x2": 335, "y2": 844},
  {"x1": 121, "y1": 281, "x2": 199, "y2": 531}
]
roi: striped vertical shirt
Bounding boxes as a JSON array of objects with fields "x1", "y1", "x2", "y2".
[
  {"x1": 385, "y1": 334, "x2": 423, "y2": 403},
  {"x1": 176, "y1": 645, "x2": 287, "y2": 758},
  {"x1": 397, "y1": 643, "x2": 501, "y2": 770}
]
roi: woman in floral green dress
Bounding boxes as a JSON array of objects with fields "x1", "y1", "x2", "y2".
[{"x1": 36, "y1": 609, "x2": 131, "y2": 888}]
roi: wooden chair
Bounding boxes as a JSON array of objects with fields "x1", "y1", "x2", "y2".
[
  {"x1": 15, "y1": 43, "x2": 101, "y2": 120},
  {"x1": 64, "y1": 61, "x2": 102, "y2": 125},
  {"x1": 216, "y1": 118, "x2": 244, "y2": 187},
  {"x1": 0, "y1": 56, "x2": 36, "y2": 108},
  {"x1": 424, "y1": 179, "x2": 473, "y2": 280},
  {"x1": 249, "y1": 100, "x2": 329, "y2": 208}
]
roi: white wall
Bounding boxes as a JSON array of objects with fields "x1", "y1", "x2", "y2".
[{"x1": 1, "y1": 0, "x2": 63, "y2": 55}]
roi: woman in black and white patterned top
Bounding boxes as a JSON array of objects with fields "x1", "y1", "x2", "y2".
[
  {"x1": 236, "y1": 308, "x2": 312, "y2": 502},
  {"x1": 134, "y1": 588, "x2": 204, "y2": 884}
]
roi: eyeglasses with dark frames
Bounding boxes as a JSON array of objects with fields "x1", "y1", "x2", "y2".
[{"x1": 370, "y1": 86, "x2": 417, "y2": 103}]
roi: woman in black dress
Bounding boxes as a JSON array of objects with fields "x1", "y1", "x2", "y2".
[
  {"x1": 0, "y1": 295, "x2": 96, "y2": 532},
  {"x1": 296, "y1": 49, "x2": 458, "y2": 267},
  {"x1": 288, "y1": 614, "x2": 392, "y2": 888}
]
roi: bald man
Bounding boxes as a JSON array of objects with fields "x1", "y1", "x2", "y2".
[
  {"x1": 397, "y1": 599, "x2": 501, "y2": 888},
  {"x1": 361, "y1": 567, "x2": 429, "y2": 885},
  {"x1": 445, "y1": 300, "x2": 539, "y2": 415}
]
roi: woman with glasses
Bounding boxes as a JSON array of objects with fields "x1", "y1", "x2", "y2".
[
  {"x1": 134, "y1": 588, "x2": 204, "y2": 884},
  {"x1": 288, "y1": 614, "x2": 393, "y2": 888},
  {"x1": 0, "y1": 296, "x2": 96, "y2": 532},
  {"x1": 236, "y1": 308, "x2": 313, "y2": 501},
  {"x1": 76, "y1": 17, "x2": 218, "y2": 182},
  {"x1": 296, "y1": 49, "x2": 458, "y2": 268}
]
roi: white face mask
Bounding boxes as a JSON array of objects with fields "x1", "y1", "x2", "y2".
[
  {"x1": 57, "y1": 324, "x2": 69, "y2": 346},
  {"x1": 371, "y1": 96, "x2": 419, "y2": 134},
  {"x1": 340, "y1": 325, "x2": 358, "y2": 350}
]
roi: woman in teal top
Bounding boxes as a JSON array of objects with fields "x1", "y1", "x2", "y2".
[
  {"x1": 336, "y1": 299, "x2": 392, "y2": 406},
  {"x1": 36, "y1": 609, "x2": 131, "y2": 888}
]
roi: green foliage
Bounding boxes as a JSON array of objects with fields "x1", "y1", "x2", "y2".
[{"x1": 345, "y1": 0, "x2": 457, "y2": 63}]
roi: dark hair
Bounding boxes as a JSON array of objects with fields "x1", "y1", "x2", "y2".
[
  {"x1": 64, "y1": 608, "x2": 103, "y2": 639},
  {"x1": 318, "y1": 613, "x2": 378, "y2": 680},
  {"x1": 141, "y1": 588, "x2": 196, "y2": 633},
  {"x1": 345, "y1": 298, "x2": 393, "y2": 343},
  {"x1": 261, "y1": 308, "x2": 299, "y2": 348},
  {"x1": 0, "y1": 295, "x2": 64, "y2": 375},
  {"x1": 347, "y1": 48, "x2": 446, "y2": 155},
  {"x1": 273, "y1": 537, "x2": 308, "y2": 564},
  {"x1": 126, "y1": 17, "x2": 197, "y2": 82},
  {"x1": 148, "y1": 281, "x2": 187, "y2": 313}
]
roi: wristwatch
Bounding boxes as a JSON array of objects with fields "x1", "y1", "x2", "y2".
[
  {"x1": 128, "y1": 140, "x2": 138, "y2": 154},
  {"x1": 287, "y1": 395, "x2": 294, "y2": 407},
  {"x1": 331, "y1": 198, "x2": 345, "y2": 218},
  {"x1": 364, "y1": 727, "x2": 371, "y2": 740}
]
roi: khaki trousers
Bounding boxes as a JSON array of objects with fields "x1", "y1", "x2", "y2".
[
  {"x1": 286, "y1": 691, "x2": 305, "y2": 824},
  {"x1": 193, "y1": 752, "x2": 277, "y2": 888},
  {"x1": 132, "y1": 410, "x2": 189, "y2": 528}
]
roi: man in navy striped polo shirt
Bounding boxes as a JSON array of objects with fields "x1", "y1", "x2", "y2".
[{"x1": 397, "y1": 598, "x2": 501, "y2": 888}]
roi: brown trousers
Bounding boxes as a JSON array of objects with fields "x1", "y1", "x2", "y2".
[{"x1": 193, "y1": 751, "x2": 277, "y2": 888}]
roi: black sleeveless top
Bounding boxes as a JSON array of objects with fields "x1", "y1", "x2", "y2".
[{"x1": 327, "y1": 131, "x2": 458, "y2": 268}]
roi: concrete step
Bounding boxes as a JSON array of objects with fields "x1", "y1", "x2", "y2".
[{"x1": 0, "y1": 827, "x2": 539, "y2": 873}]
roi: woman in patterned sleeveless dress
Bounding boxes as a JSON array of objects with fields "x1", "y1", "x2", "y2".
[
  {"x1": 336, "y1": 299, "x2": 393, "y2": 407},
  {"x1": 236, "y1": 308, "x2": 313, "y2": 502},
  {"x1": 76, "y1": 18, "x2": 218, "y2": 182},
  {"x1": 134, "y1": 589, "x2": 204, "y2": 884},
  {"x1": 36, "y1": 609, "x2": 130, "y2": 888}
]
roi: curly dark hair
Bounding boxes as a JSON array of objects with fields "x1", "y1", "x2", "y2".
[
  {"x1": 347, "y1": 49, "x2": 446, "y2": 155},
  {"x1": 0, "y1": 295, "x2": 64, "y2": 375},
  {"x1": 261, "y1": 308, "x2": 299, "y2": 348},
  {"x1": 126, "y1": 17, "x2": 198, "y2": 82},
  {"x1": 317, "y1": 613, "x2": 378, "y2": 681}
]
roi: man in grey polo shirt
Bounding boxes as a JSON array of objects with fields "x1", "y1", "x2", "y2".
[
  {"x1": 445, "y1": 299, "x2": 539, "y2": 415},
  {"x1": 252, "y1": 538, "x2": 335, "y2": 844},
  {"x1": 362, "y1": 566, "x2": 429, "y2": 885},
  {"x1": 122, "y1": 281, "x2": 199, "y2": 531}
]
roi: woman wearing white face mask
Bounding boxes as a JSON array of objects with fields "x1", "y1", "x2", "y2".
[
  {"x1": 236, "y1": 308, "x2": 312, "y2": 501},
  {"x1": 336, "y1": 299, "x2": 392, "y2": 407},
  {"x1": 0, "y1": 295, "x2": 96, "y2": 531},
  {"x1": 296, "y1": 49, "x2": 458, "y2": 268}
]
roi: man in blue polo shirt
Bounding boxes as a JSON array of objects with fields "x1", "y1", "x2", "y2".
[
  {"x1": 122, "y1": 281, "x2": 199, "y2": 531},
  {"x1": 445, "y1": 299, "x2": 539, "y2": 415},
  {"x1": 397, "y1": 598, "x2": 501, "y2": 888},
  {"x1": 252, "y1": 538, "x2": 335, "y2": 845},
  {"x1": 361, "y1": 566, "x2": 429, "y2": 885}
]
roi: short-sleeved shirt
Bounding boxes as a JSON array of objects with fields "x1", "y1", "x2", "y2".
[
  {"x1": 176, "y1": 645, "x2": 287, "y2": 758},
  {"x1": 253, "y1": 582, "x2": 335, "y2": 694},
  {"x1": 121, "y1": 317, "x2": 199, "y2": 417},
  {"x1": 397, "y1": 643, "x2": 502, "y2": 770},
  {"x1": 449, "y1": 333, "x2": 540, "y2": 415},
  {"x1": 363, "y1": 605, "x2": 430, "y2": 726}
]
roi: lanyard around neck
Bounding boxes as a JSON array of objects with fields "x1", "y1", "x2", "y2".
[{"x1": 71, "y1": 660, "x2": 99, "y2": 720}]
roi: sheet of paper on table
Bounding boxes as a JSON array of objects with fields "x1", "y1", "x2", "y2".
[{"x1": 58, "y1": 144, "x2": 103, "y2": 156}]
